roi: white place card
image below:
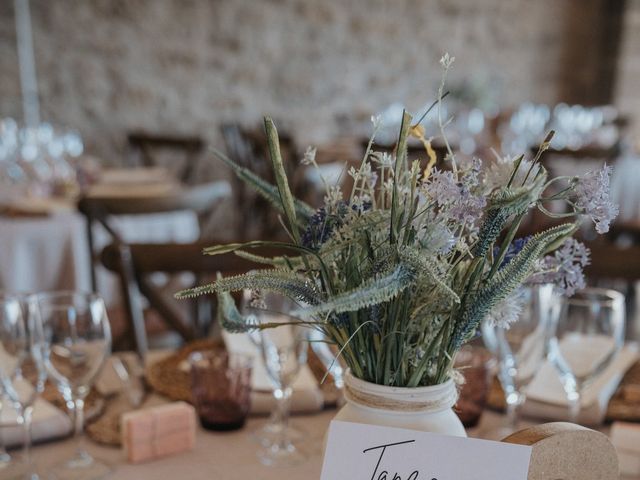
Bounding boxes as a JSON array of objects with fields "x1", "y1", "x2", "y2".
[{"x1": 321, "y1": 421, "x2": 532, "y2": 480}]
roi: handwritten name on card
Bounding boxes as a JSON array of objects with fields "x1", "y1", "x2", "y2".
[{"x1": 321, "y1": 421, "x2": 532, "y2": 480}]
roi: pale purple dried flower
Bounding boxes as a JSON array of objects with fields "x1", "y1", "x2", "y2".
[
  {"x1": 428, "y1": 169, "x2": 459, "y2": 205},
  {"x1": 460, "y1": 157, "x2": 483, "y2": 187},
  {"x1": 449, "y1": 186, "x2": 486, "y2": 225},
  {"x1": 573, "y1": 165, "x2": 619, "y2": 234},
  {"x1": 426, "y1": 168, "x2": 486, "y2": 232},
  {"x1": 534, "y1": 238, "x2": 590, "y2": 296}
]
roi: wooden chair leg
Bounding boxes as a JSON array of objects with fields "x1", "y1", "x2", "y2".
[
  {"x1": 137, "y1": 276, "x2": 195, "y2": 342},
  {"x1": 86, "y1": 217, "x2": 98, "y2": 293},
  {"x1": 196, "y1": 296, "x2": 214, "y2": 337},
  {"x1": 114, "y1": 244, "x2": 149, "y2": 361}
]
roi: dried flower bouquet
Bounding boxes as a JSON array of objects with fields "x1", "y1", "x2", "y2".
[{"x1": 177, "y1": 56, "x2": 617, "y2": 388}]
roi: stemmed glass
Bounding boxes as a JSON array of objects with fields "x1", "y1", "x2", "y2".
[
  {"x1": 481, "y1": 284, "x2": 554, "y2": 437},
  {"x1": 548, "y1": 288, "x2": 625, "y2": 423},
  {"x1": 30, "y1": 291, "x2": 112, "y2": 480},
  {"x1": 0, "y1": 387, "x2": 14, "y2": 471},
  {"x1": 254, "y1": 307, "x2": 309, "y2": 466},
  {"x1": 241, "y1": 290, "x2": 308, "y2": 448},
  {"x1": 0, "y1": 293, "x2": 47, "y2": 480}
]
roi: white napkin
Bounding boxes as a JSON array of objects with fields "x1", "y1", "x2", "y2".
[
  {"x1": 521, "y1": 342, "x2": 638, "y2": 425},
  {"x1": 221, "y1": 331, "x2": 324, "y2": 415},
  {"x1": 0, "y1": 398, "x2": 72, "y2": 448}
]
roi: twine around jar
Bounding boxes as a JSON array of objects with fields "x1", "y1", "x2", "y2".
[{"x1": 344, "y1": 370, "x2": 459, "y2": 413}]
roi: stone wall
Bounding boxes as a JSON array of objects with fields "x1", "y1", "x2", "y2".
[{"x1": 0, "y1": 0, "x2": 621, "y2": 164}]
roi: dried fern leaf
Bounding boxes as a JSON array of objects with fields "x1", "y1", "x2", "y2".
[{"x1": 297, "y1": 264, "x2": 415, "y2": 316}]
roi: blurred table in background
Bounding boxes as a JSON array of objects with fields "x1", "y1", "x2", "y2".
[
  {"x1": 0, "y1": 210, "x2": 88, "y2": 293},
  {"x1": 0, "y1": 207, "x2": 199, "y2": 304}
]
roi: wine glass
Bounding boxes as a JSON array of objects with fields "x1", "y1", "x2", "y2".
[
  {"x1": 481, "y1": 284, "x2": 554, "y2": 437},
  {"x1": 0, "y1": 293, "x2": 47, "y2": 480},
  {"x1": 254, "y1": 307, "x2": 309, "y2": 466},
  {"x1": 30, "y1": 291, "x2": 112, "y2": 480},
  {"x1": 0, "y1": 387, "x2": 14, "y2": 471},
  {"x1": 241, "y1": 290, "x2": 308, "y2": 447},
  {"x1": 548, "y1": 288, "x2": 625, "y2": 423}
]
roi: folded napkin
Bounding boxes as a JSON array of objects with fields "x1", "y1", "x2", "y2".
[
  {"x1": 221, "y1": 331, "x2": 324, "y2": 415},
  {"x1": 521, "y1": 342, "x2": 638, "y2": 425},
  {"x1": 0, "y1": 398, "x2": 72, "y2": 448}
]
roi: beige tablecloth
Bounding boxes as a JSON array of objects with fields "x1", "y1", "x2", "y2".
[{"x1": 10, "y1": 410, "x2": 634, "y2": 480}]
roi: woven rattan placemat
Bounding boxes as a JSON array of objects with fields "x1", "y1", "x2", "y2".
[{"x1": 86, "y1": 338, "x2": 339, "y2": 446}]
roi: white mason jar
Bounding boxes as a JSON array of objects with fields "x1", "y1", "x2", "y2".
[{"x1": 333, "y1": 370, "x2": 467, "y2": 437}]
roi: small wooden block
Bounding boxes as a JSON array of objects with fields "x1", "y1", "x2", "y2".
[{"x1": 502, "y1": 422, "x2": 619, "y2": 480}]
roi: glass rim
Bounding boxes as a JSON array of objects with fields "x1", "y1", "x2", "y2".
[
  {"x1": 0, "y1": 291, "x2": 26, "y2": 304},
  {"x1": 559, "y1": 287, "x2": 624, "y2": 307},
  {"x1": 30, "y1": 290, "x2": 104, "y2": 305}
]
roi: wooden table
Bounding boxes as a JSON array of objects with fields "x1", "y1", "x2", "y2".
[{"x1": 23, "y1": 409, "x2": 638, "y2": 480}]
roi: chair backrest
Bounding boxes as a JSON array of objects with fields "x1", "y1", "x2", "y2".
[
  {"x1": 99, "y1": 241, "x2": 285, "y2": 358},
  {"x1": 78, "y1": 181, "x2": 230, "y2": 292},
  {"x1": 78, "y1": 181, "x2": 229, "y2": 218},
  {"x1": 220, "y1": 123, "x2": 299, "y2": 239},
  {"x1": 127, "y1": 132, "x2": 205, "y2": 184}
]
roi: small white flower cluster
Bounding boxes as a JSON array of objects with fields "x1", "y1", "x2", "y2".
[
  {"x1": 439, "y1": 52, "x2": 455, "y2": 69},
  {"x1": 300, "y1": 146, "x2": 317, "y2": 166},
  {"x1": 486, "y1": 287, "x2": 526, "y2": 329},
  {"x1": 484, "y1": 152, "x2": 541, "y2": 191},
  {"x1": 323, "y1": 185, "x2": 343, "y2": 211}
]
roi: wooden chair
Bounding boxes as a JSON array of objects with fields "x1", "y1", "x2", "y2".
[
  {"x1": 77, "y1": 182, "x2": 228, "y2": 356},
  {"x1": 126, "y1": 132, "x2": 205, "y2": 184},
  {"x1": 584, "y1": 240, "x2": 640, "y2": 282},
  {"x1": 99, "y1": 241, "x2": 278, "y2": 359},
  {"x1": 221, "y1": 124, "x2": 300, "y2": 240}
]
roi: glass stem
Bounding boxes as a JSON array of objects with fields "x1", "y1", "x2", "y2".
[
  {"x1": 274, "y1": 386, "x2": 292, "y2": 449},
  {"x1": 72, "y1": 396, "x2": 88, "y2": 457},
  {"x1": 21, "y1": 405, "x2": 33, "y2": 470},
  {"x1": 0, "y1": 398, "x2": 10, "y2": 464},
  {"x1": 568, "y1": 390, "x2": 581, "y2": 424},
  {"x1": 505, "y1": 393, "x2": 523, "y2": 432}
]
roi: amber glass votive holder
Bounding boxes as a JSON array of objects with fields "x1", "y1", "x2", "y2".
[
  {"x1": 189, "y1": 350, "x2": 253, "y2": 432},
  {"x1": 454, "y1": 345, "x2": 495, "y2": 428}
]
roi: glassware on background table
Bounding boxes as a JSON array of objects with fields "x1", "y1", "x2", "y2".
[
  {"x1": 30, "y1": 291, "x2": 111, "y2": 480},
  {"x1": 0, "y1": 293, "x2": 47, "y2": 480},
  {"x1": 454, "y1": 345, "x2": 495, "y2": 428},
  {"x1": 189, "y1": 350, "x2": 253, "y2": 431},
  {"x1": 481, "y1": 284, "x2": 554, "y2": 438},
  {"x1": 254, "y1": 307, "x2": 309, "y2": 467},
  {"x1": 548, "y1": 288, "x2": 625, "y2": 423}
]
